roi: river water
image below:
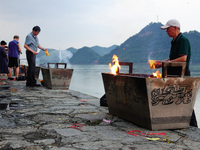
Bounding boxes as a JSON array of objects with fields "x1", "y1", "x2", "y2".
[{"x1": 67, "y1": 64, "x2": 200, "y2": 127}]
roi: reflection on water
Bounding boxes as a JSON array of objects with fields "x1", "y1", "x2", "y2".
[
  {"x1": 69, "y1": 65, "x2": 109, "y2": 98},
  {"x1": 69, "y1": 64, "x2": 200, "y2": 127}
]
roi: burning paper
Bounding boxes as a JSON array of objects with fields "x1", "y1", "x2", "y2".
[
  {"x1": 109, "y1": 54, "x2": 121, "y2": 74},
  {"x1": 148, "y1": 60, "x2": 157, "y2": 69}
]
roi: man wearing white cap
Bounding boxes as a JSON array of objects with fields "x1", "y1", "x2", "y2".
[
  {"x1": 157, "y1": 19, "x2": 191, "y2": 76},
  {"x1": 155, "y1": 19, "x2": 197, "y2": 127}
]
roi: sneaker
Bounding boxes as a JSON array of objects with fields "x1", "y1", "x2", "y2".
[
  {"x1": 34, "y1": 84, "x2": 41, "y2": 87},
  {"x1": 26, "y1": 83, "x2": 35, "y2": 87}
]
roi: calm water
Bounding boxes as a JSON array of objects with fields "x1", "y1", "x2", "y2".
[{"x1": 67, "y1": 64, "x2": 200, "y2": 127}]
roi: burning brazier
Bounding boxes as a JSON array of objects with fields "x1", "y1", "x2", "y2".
[
  {"x1": 102, "y1": 63, "x2": 200, "y2": 130},
  {"x1": 41, "y1": 63, "x2": 73, "y2": 89}
]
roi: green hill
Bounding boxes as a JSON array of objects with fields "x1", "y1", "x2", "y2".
[
  {"x1": 36, "y1": 48, "x2": 73, "y2": 65},
  {"x1": 98, "y1": 22, "x2": 171, "y2": 64},
  {"x1": 36, "y1": 22, "x2": 200, "y2": 65},
  {"x1": 70, "y1": 46, "x2": 100, "y2": 64},
  {"x1": 66, "y1": 47, "x2": 78, "y2": 54},
  {"x1": 183, "y1": 31, "x2": 200, "y2": 63},
  {"x1": 36, "y1": 49, "x2": 57, "y2": 58},
  {"x1": 99, "y1": 22, "x2": 200, "y2": 64},
  {"x1": 91, "y1": 45, "x2": 118, "y2": 56}
]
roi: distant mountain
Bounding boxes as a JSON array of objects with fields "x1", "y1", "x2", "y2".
[
  {"x1": 98, "y1": 22, "x2": 200, "y2": 64},
  {"x1": 36, "y1": 22, "x2": 200, "y2": 65},
  {"x1": 36, "y1": 49, "x2": 59, "y2": 65},
  {"x1": 36, "y1": 48, "x2": 72, "y2": 65},
  {"x1": 67, "y1": 47, "x2": 78, "y2": 54},
  {"x1": 35, "y1": 45, "x2": 116, "y2": 65},
  {"x1": 182, "y1": 31, "x2": 200, "y2": 63},
  {"x1": 90, "y1": 45, "x2": 118, "y2": 56},
  {"x1": 36, "y1": 48, "x2": 57, "y2": 58},
  {"x1": 70, "y1": 46, "x2": 100, "y2": 64},
  {"x1": 98, "y1": 22, "x2": 171, "y2": 64}
]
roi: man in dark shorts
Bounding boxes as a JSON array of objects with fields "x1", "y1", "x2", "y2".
[
  {"x1": 155, "y1": 19, "x2": 197, "y2": 127},
  {"x1": 8, "y1": 35, "x2": 22, "y2": 80}
]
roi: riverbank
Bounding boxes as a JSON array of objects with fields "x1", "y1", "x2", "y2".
[{"x1": 0, "y1": 79, "x2": 200, "y2": 149}]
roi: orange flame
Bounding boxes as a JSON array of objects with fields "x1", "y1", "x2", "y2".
[
  {"x1": 152, "y1": 70, "x2": 162, "y2": 78},
  {"x1": 109, "y1": 54, "x2": 121, "y2": 74}
]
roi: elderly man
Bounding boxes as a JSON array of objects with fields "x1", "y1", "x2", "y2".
[
  {"x1": 156, "y1": 19, "x2": 197, "y2": 127},
  {"x1": 156, "y1": 19, "x2": 191, "y2": 76},
  {"x1": 8, "y1": 35, "x2": 22, "y2": 80},
  {"x1": 24, "y1": 26, "x2": 47, "y2": 87}
]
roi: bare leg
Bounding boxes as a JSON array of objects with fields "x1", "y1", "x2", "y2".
[
  {"x1": 8, "y1": 67, "x2": 12, "y2": 78},
  {"x1": 16, "y1": 67, "x2": 19, "y2": 78}
]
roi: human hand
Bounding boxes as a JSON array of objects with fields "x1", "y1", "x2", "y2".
[
  {"x1": 33, "y1": 51, "x2": 39, "y2": 55},
  {"x1": 155, "y1": 61, "x2": 162, "y2": 68},
  {"x1": 44, "y1": 49, "x2": 49, "y2": 56}
]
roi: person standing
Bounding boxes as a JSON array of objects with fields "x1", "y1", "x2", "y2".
[
  {"x1": 8, "y1": 35, "x2": 22, "y2": 80},
  {"x1": 0, "y1": 41, "x2": 8, "y2": 76},
  {"x1": 155, "y1": 19, "x2": 197, "y2": 127},
  {"x1": 24, "y1": 26, "x2": 47, "y2": 87}
]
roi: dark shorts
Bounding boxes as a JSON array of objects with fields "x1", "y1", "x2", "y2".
[{"x1": 8, "y1": 57, "x2": 19, "y2": 67}]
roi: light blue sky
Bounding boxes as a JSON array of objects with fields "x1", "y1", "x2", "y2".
[{"x1": 0, "y1": 0, "x2": 199, "y2": 58}]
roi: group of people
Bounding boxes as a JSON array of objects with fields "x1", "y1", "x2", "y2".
[
  {"x1": 0, "y1": 26, "x2": 47, "y2": 86},
  {"x1": 0, "y1": 35, "x2": 22, "y2": 80},
  {"x1": 0, "y1": 20, "x2": 198, "y2": 127}
]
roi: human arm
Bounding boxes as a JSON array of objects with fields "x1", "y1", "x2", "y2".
[
  {"x1": 24, "y1": 44, "x2": 38, "y2": 55},
  {"x1": 155, "y1": 55, "x2": 187, "y2": 68},
  {"x1": 0, "y1": 48, "x2": 7, "y2": 58},
  {"x1": 38, "y1": 44, "x2": 47, "y2": 51},
  {"x1": 24, "y1": 34, "x2": 38, "y2": 55},
  {"x1": 0, "y1": 46, "x2": 8, "y2": 59},
  {"x1": 18, "y1": 43, "x2": 22, "y2": 54},
  {"x1": 155, "y1": 58, "x2": 170, "y2": 68},
  {"x1": 170, "y1": 55, "x2": 187, "y2": 62}
]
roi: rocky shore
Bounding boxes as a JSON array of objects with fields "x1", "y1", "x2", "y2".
[{"x1": 0, "y1": 79, "x2": 200, "y2": 150}]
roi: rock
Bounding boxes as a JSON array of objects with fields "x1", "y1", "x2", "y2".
[{"x1": 0, "y1": 80, "x2": 200, "y2": 149}]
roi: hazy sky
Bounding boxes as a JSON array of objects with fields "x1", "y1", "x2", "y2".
[{"x1": 0, "y1": 0, "x2": 199, "y2": 53}]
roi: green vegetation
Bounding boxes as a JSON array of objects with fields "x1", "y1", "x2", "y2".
[{"x1": 70, "y1": 47, "x2": 100, "y2": 64}]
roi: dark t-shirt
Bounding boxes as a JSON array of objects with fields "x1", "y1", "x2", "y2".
[
  {"x1": 169, "y1": 33, "x2": 191, "y2": 68},
  {"x1": 8, "y1": 40, "x2": 19, "y2": 57},
  {"x1": 0, "y1": 46, "x2": 8, "y2": 73}
]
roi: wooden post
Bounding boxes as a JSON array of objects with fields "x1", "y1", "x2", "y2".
[
  {"x1": 56, "y1": 63, "x2": 67, "y2": 69},
  {"x1": 117, "y1": 62, "x2": 133, "y2": 74},
  {"x1": 162, "y1": 62, "x2": 186, "y2": 78}
]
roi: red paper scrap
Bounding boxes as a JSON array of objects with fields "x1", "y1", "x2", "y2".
[
  {"x1": 80, "y1": 100, "x2": 89, "y2": 102},
  {"x1": 127, "y1": 130, "x2": 166, "y2": 137},
  {"x1": 70, "y1": 123, "x2": 85, "y2": 130}
]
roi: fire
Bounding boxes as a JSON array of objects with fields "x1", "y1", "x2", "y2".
[
  {"x1": 109, "y1": 54, "x2": 121, "y2": 74},
  {"x1": 152, "y1": 70, "x2": 162, "y2": 78}
]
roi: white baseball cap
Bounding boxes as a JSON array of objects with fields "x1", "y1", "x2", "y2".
[{"x1": 161, "y1": 19, "x2": 181, "y2": 29}]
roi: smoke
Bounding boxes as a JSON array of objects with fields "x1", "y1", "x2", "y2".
[{"x1": 58, "y1": 50, "x2": 73, "y2": 68}]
